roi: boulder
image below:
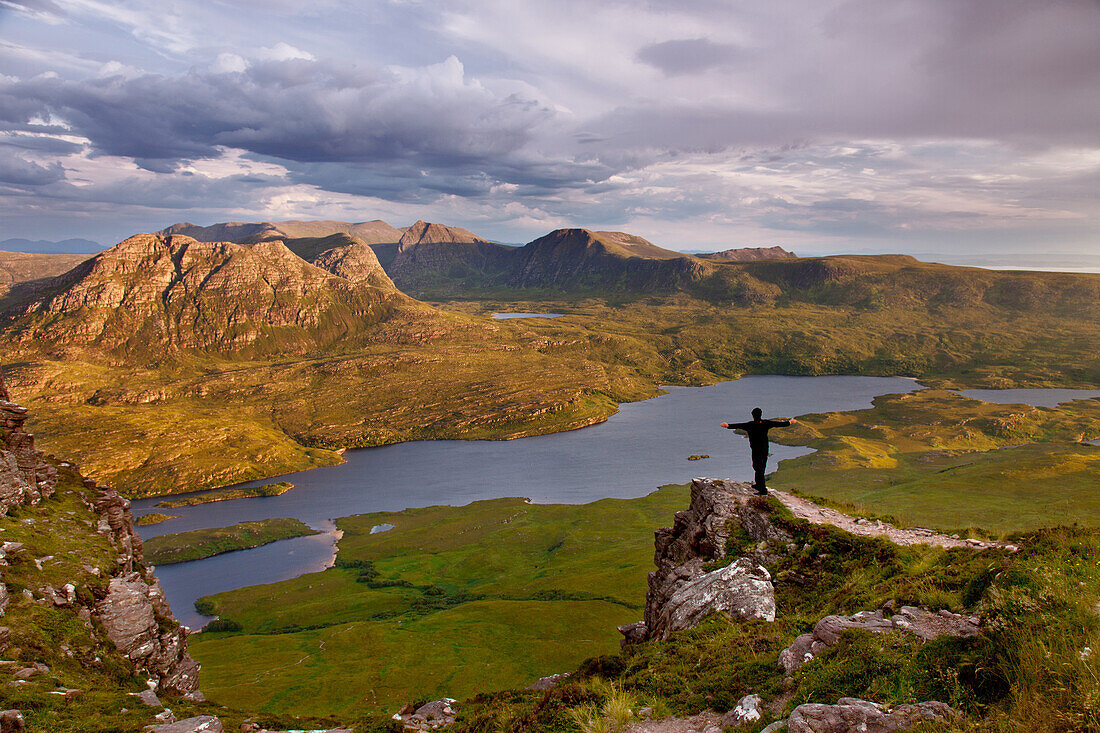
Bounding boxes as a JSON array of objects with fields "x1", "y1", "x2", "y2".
[
  {"x1": 617, "y1": 621, "x2": 648, "y2": 646},
  {"x1": 786, "y1": 698, "x2": 956, "y2": 732},
  {"x1": 652, "y1": 557, "x2": 775, "y2": 639},
  {"x1": 722, "y1": 694, "x2": 764, "y2": 727},
  {"x1": 779, "y1": 607, "x2": 982, "y2": 673},
  {"x1": 143, "y1": 716, "x2": 223, "y2": 733},
  {"x1": 0, "y1": 709, "x2": 24, "y2": 733},
  {"x1": 396, "y1": 698, "x2": 457, "y2": 730},
  {"x1": 527, "y1": 672, "x2": 571, "y2": 690}
]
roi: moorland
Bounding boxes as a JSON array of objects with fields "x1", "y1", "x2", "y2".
[
  {"x1": 2, "y1": 218, "x2": 1099, "y2": 732},
  {"x1": 2, "y1": 220, "x2": 1097, "y2": 497}
]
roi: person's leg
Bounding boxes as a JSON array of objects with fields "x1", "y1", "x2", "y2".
[{"x1": 752, "y1": 452, "x2": 767, "y2": 493}]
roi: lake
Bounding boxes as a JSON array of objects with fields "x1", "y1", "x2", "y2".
[
  {"x1": 137, "y1": 375, "x2": 928, "y2": 627},
  {"x1": 137, "y1": 378, "x2": 1100, "y2": 628}
]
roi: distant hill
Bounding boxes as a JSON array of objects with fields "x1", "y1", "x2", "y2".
[
  {"x1": 508, "y1": 228, "x2": 708, "y2": 290},
  {"x1": 697, "y1": 245, "x2": 796, "y2": 261},
  {"x1": 375, "y1": 224, "x2": 714, "y2": 296},
  {"x1": 0, "y1": 251, "x2": 91, "y2": 305},
  {"x1": 4, "y1": 233, "x2": 418, "y2": 356},
  {"x1": 0, "y1": 237, "x2": 102, "y2": 254},
  {"x1": 397, "y1": 220, "x2": 492, "y2": 251},
  {"x1": 158, "y1": 219, "x2": 405, "y2": 245}
]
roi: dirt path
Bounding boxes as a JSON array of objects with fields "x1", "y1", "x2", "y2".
[{"x1": 767, "y1": 486, "x2": 1017, "y2": 551}]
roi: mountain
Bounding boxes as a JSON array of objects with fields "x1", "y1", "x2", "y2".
[
  {"x1": 4, "y1": 233, "x2": 413, "y2": 356},
  {"x1": 508, "y1": 228, "x2": 708, "y2": 290},
  {"x1": 375, "y1": 225, "x2": 713, "y2": 296},
  {"x1": 158, "y1": 219, "x2": 404, "y2": 245},
  {"x1": 380, "y1": 220, "x2": 514, "y2": 290},
  {"x1": 697, "y1": 245, "x2": 796, "y2": 261},
  {"x1": 396, "y1": 220, "x2": 492, "y2": 250},
  {"x1": 0, "y1": 237, "x2": 102, "y2": 254},
  {"x1": 282, "y1": 232, "x2": 402, "y2": 290}
]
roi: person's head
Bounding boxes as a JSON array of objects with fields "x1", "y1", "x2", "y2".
[{"x1": 751, "y1": 407, "x2": 762, "y2": 420}]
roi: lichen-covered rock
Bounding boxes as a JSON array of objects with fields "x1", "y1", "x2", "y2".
[
  {"x1": 722, "y1": 694, "x2": 764, "y2": 727},
  {"x1": 395, "y1": 698, "x2": 458, "y2": 730},
  {"x1": 143, "y1": 715, "x2": 223, "y2": 733},
  {"x1": 779, "y1": 606, "x2": 982, "y2": 673},
  {"x1": 527, "y1": 672, "x2": 571, "y2": 690},
  {"x1": 95, "y1": 572, "x2": 200, "y2": 696},
  {"x1": 786, "y1": 698, "x2": 956, "y2": 732},
  {"x1": 653, "y1": 558, "x2": 775, "y2": 638}
]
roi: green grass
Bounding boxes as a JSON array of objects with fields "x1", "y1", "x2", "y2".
[
  {"x1": 187, "y1": 485, "x2": 689, "y2": 716},
  {"x1": 135, "y1": 512, "x2": 179, "y2": 525},
  {"x1": 156, "y1": 482, "x2": 295, "y2": 508},
  {"x1": 454, "y1": 520, "x2": 1100, "y2": 733},
  {"x1": 769, "y1": 389, "x2": 1100, "y2": 532},
  {"x1": 142, "y1": 518, "x2": 319, "y2": 565},
  {"x1": 0, "y1": 468, "x2": 360, "y2": 733}
]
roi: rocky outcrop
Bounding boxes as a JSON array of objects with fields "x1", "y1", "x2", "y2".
[
  {"x1": 144, "y1": 716, "x2": 223, "y2": 733},
  {"x1": 0, "y1": 369, "x2": 57, "y2": 514},
  {"x1": 653, "y1": 558, "x2": 775, "y2": 638},
  {"x1": 786, "y1": 698, "x2": 957, "y2": 732},
  {"x1": 623, "y1": 479, "x2": 785, "y2": 643},
  {"x1": 0, "y1": 379, "x2": 201, "y2": 699},
  {"x1": 779, "y1": 606, "x2": 982, "y2": 674},
  {"x1": 96, "y1": 572, "x2": 200, "y2": 695},
  {"x1": 394, "y1": 698, "x2": 458, "y2": 730}
]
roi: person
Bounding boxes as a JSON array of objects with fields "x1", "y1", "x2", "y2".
[{"x1": 721, "y1": 408, "x2": 797, "y2": 495}]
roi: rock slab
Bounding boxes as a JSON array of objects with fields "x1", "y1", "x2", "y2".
[{"x1": 786, "y1": 698, "x2": 956, "y2": 732}]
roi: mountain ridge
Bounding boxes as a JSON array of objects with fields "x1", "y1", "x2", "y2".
[{"x1": 4, "y1": 233, "x2": 414, "y2": 356}]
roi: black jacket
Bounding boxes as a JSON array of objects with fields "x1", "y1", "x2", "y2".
[{"x1": 725, "y1": 419, "x2": 792, "y2": 453}]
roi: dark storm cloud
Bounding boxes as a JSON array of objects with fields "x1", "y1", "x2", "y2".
[
  {"x1": 0, "y1": 56, "x2": 565, "y2": 179},
  {"x1": 1, "y1": 132, "x2": 83, "y2": 155},
  {"x1": 636, "y1": 38, "x2": 744, "y2": 75}
]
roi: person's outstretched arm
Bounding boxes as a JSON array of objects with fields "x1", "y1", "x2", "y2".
[
  {"x1": 721, "y1": 421, "x2": 754, "y2": 429},
  {"x1": 761, "y1": 418, "x2": 797, "y2": 428}
]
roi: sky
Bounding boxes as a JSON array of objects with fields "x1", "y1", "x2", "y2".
[{"x1": 1, "y1": 0, "x2": 1098, "y2": 263}]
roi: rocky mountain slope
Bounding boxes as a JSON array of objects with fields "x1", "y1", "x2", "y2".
[
  {"x1": 0, "y1": 372, "x2": 203, "y2": 729},
  {"x1": 2, "y1": 233, "x2": 419, "y2": 357},
  {"x1": 376, "y1": 225, "x2": 720, "y2": 296}
]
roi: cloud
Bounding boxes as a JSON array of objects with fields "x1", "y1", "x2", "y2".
[
  {"x1": 636, "y1": 38, "x2": 744, "y2": 75},
  {"x1": 0, "y1": 145, "x2": 64, "y2": 184},
  {"x1": 2, "y1": 0, "x2": 1100, "y2": 258},
  {"x1": 1, "y1": 54, "x2": 562, "y2": 171}
]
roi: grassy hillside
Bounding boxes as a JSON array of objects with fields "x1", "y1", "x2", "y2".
[
  {"x1": 188, "y1": 486, "x2": 689, "y2": 717},
  {"x1": 454, "y1": 519, "x2": 1100, "y2": 733},
  {"x1": 0, "y1": 468, "x2": 349, "y2": 732},
  {"x1": 769, "y1": 390, "x2": 1100, "y2": 532}
]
